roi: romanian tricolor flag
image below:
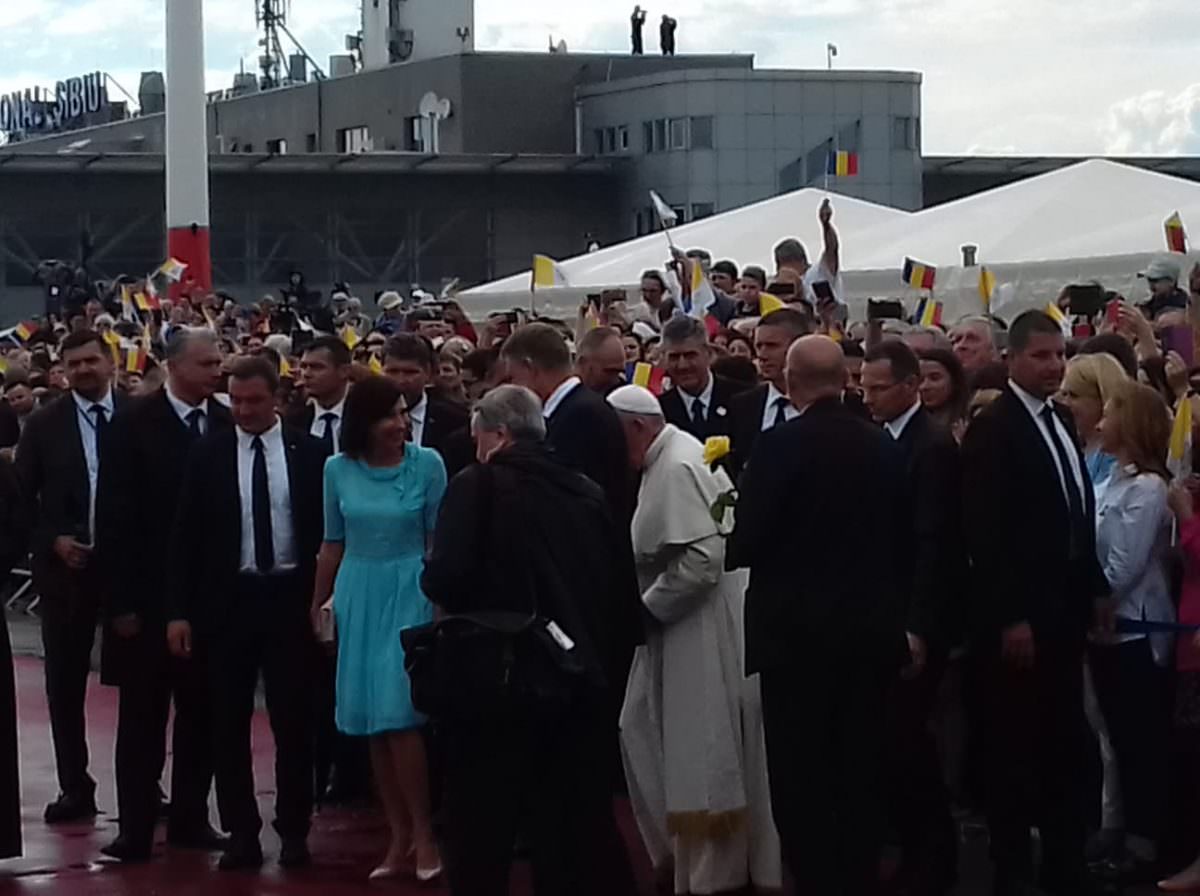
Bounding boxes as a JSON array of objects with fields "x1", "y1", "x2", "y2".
[
  {"x1": 826, "y1": 150, "x2": 859, "y2": 177},
  {"x1": 14, "y1": 321, "x2": 36, "y2": 343},
  {"x1": 1166, "y1": 212, "x2": 1188, "y2": 254},
  {"x1": 902, "y1": 258, "x2": 937, "y2": 291},
  {"x1": 133, "y1": 289, "x2": 160, "y2": 312},
  {"x1": 125, "y1": 347, "x2": 148, "y2": 374},
  {"x1": 368, "y1": 354, "x2": 384, "y2": 376},
  {"x1": 979, "y1": 266, "x2": 997, "y2": 311},
  {"x1": 915, "y1": 298, "x2": 944, "y2": 328},
  {"x1": 626, "y1": 362, "x2": 666, "y2": 396}
]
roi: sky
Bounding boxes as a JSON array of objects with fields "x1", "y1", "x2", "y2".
[{"x1": 0, "y1": 0, "x2": 1198, "y2": 155}]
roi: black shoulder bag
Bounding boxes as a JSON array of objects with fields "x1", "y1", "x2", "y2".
[{"x1": 401, "y1": 464, "x2": 587, "y2": 721}]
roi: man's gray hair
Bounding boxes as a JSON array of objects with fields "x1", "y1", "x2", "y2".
[
  {"x1": 952, "y1": 314, "x2": 998, "y2": 346},
  {"x1": 660, "y1": 314, "x2": 708, "y2": 347},
  {"x1": 472, "y1": 385, "x2": 547, "y2": 443},
  {"x1": 165, "y1": 326, "x2": 220, "y2": 361}
]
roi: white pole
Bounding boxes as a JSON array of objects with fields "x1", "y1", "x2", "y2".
[{"x1": 165, "y1": 0, "x2": 212, "y2": 296}]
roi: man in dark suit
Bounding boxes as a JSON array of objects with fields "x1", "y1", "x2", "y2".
[
  {"x1": 16, "y1": 329, "x2": 123, "y2": 824},
  {"x1": 658, "y1": 314, "x2": 743, "y2": 441},
  {"x1": 290, "y1": 335, "x2": 351, "y2": 454},
  {"x1": 382, "y1": 334, "x2": 472, "y2": 478},
  {"x1": 500, "y1": 322, "x2": 630, "y2": 521},
  {"x1": 962, "y1": 311, "x2": 1110, "y2": 896},
  {"x1": 726, "y1": 308, "x2": 813, "y2": 480},
  {"x1": 94, "y1": 328, "x2": 230, "y2": 862},
  {"x1": 575, "y1": 327, "x2": 627, "y2": 397},
  {"x1": 862, "y1": 339, "x2": 964, "y2": 895},
  {"x1": 731, "y1": 335, "x2": 910, "y2": 896},
  {"x1": 167, "y1": 356, "x2": 325, "y2": 871},
  {"x1": 287, "y1": 335, "x2": 367, "y2": 806}
]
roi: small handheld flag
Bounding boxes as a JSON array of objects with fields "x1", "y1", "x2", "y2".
[
  {"x1": 627, "y1": 361, "x2": 666, "y2": 396},
  {"x1": 155, "y1": 257, "x2": 188, "y2": 283},
  {"x1": 125, "y1": 347, "x2": 148, "y2": 374},
  {"x1": 1166, "y1": 212, "x2": 1188, "y2": 254},
  {"x1": 914, "y1": 298, "x2": 944, "y2": 328},
  {"x1": 758, "y1": 293, "x2": 786, "y2": 316},
  {"x1": 979, "y1": 266, "x2": 997, "y2": 311},
  {"x1": 902, "y1": 258, "x2": 937, "y2": 290},
  {"x1": 531, "y1": 255, "x2": 570, "y2": 290},
  {"x1": 368, "y1": 354, "x2": 384, "y2": 376},
  {"x1": 340, "y1": 326, "x2": 361, "y2": 350},
  {"x1": 1044, "y1": 303, "x2": 1071, "y2": 336},
  {"x1": 649, "y1": 190, "x2": 679, "y2": 229},
  {"x1": 826, "y1": 151, "x2": 859, "y2": 177},
  {"x1": 1169, "y1": 395, "x2": 1193, "y2": 481},
  {"x1": 279, "y1": 356, "x2": 294, "y2": 380},
  {"x1": 14, "y1": 321, "x2": 36, "y2": 343},
  {"x1": 102, "y1": 329, "x2": 121, "y2": 363},
  {"x1": 683, "y1": 258, "x2": 717, "y2": 319}
]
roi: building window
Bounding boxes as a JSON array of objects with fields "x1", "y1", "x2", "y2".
[
  {"x1": 643, "y1": 121, "x2": 654, "y2": 153},
  {"x1": 618, "y1": 126, "x2": 629, "y2": 151},
  {"x1": 605, "y1": 127, "x2": 617, "y2": 154},
  {"x1": 690, "y1": 116, "x2": 713, "y2": 149},
  {"x1": 594, "y1": 128, "x2": 606, "y2": 155},
  {"x1": 672, "y1": 205, "x2": 686, "y2": 223},
  {"x1": 266, "y1": 138, "x2": 287, "y2": 155},
  {"x1": 654, "y1": 119, "x2": 667, "y2": 153},
  {"x1": 405, "y1": 117, "x2": 426, "y2": 151},
  {"x1": 669, "y1": 118, "x2": 688, "y2": 150},
  {"x1": 892, "y1": 116, "x2": 919, "y2": 150},
  {"x1": 691, "y1": 202, "x2": 715, "y2": 220},
  {"x1": 305, "y1": 133, "x2": 317, "y2": 152},
  {"x1": 337, "y1": 125, "x2": 372, "y2": 154}
]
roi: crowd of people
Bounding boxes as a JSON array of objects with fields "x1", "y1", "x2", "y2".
[{"x1": 2, "y1": 201, "x2": 1200, "y2": 896}]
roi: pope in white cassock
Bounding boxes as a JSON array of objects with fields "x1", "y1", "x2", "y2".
[{"x1": 607, "y1": 384, "x2": 781, "y2": 895}]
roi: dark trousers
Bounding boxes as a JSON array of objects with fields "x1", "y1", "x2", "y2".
[
  {"x1": 40, "y1": 600, "x2": 98, "y2": 800},
  {"x1": 982, "y1": 640, "x2": 1087, "y2": 891},
  {"x1": 884, "y1": 650, "x2": 958, "y2": 893},
  {"x1": 114, "y1": 627, "x2": 215, "y2": 845},
  {"x1": 209, "y1": 575, "x2": 314, "y2": 844},
  {"x1": 441, "y1": 702, "x2": 637, "y2": 896},
  {"x1": 1089, "y1": 637, "x2": 1171, "y2": 846},
  {"x1": 761, "y1": 660, "x2": 891, "y2": 896},
  {"x1": 312, "y1": 646, "x2": 368, "y2": 802}
]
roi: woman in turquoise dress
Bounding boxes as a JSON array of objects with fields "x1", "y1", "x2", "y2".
[{"x1": 311, "y1": 376, "x2": 447, "y2": 882}]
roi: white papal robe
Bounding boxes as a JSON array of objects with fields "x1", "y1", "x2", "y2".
[{"x1": 620, "y1": 424, "x2": 781, "y2": 895}]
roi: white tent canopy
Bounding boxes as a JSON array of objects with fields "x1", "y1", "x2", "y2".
[{"x1": 462, "y1": 159, "x2": 1200, "y2": 322}]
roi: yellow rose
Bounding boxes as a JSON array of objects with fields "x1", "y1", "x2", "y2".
[{"x1": 702, "y1": 436, "x2": 731, "y2": 467}]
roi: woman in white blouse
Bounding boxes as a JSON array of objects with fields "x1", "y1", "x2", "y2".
[{"x1": 1090, "y1": 382, "x2": 1174, "y2": 878}]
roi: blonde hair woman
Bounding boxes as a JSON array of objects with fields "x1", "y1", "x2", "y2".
[{"x1": 1060, "y1": 353, "x2": 1132, "y2": 486}]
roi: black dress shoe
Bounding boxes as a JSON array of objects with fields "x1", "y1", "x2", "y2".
[
  {"x1": 100, "y1": 835, "x2": 153, "y2": 864},
  {"x1": 279, "y1": 838, "x2": 311, "y2": 869},
  {"x1": 167, "y1": 824, "x2": 229, "y2": 850},
  {"x1": 44, "y1": 793, "x2": 98, "y2": 824},
  {"x1": 218, "y1": 839, "x2": 264, "y2": 872}
]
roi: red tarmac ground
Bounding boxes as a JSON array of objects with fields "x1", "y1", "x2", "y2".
[{"x1": 2, "y1": 655, "x2": 655, "y2": 895}]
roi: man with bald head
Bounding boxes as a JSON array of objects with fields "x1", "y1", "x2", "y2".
[{"x1": 731, "y1": 335, "x2": 911, "y2": 895}]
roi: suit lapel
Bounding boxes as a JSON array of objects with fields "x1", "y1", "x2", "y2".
[
  {"x1": 1002, "y1": 389, "x2": 1064, "y2": 498},
  {"x1": 59, "y1": 396, "x2": 90, "y2": 505},
  {"x1": 282, "y1": 428, "x2": 302, "y2": 529}
]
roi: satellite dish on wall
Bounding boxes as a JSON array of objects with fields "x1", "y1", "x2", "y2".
[{"x1": 418, "y1": 91, "x2": 451, "y2": 120}]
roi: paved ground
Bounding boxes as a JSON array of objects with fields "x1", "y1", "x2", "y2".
[{"x1": 0, "y1": 611, "x2": 1168, "y2": 894}]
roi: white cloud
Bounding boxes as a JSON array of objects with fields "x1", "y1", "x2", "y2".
[{"x1": 1103, "y1": 85, "x2": 1200, "y2": 155}]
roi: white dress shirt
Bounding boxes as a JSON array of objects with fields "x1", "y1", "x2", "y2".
[
  {"x1": 760, "y1": 382, "x2": 800, "y2": 432},
  {"x1": 408, "y1": 393, "x2": 427, "y2": 446},
  {"x1": 235, "y1": 421, "x2": 297, "y2": 573},
  {"x1": 543, "y1": 376, "x2": 582, "y2": 420},
  {"x1": 165, "y1": 386, "x2": 210, "y2": 435},
  {"x1": 884, "y1": 401, "x2": 922, "y2": 441},
  {"x1": 1094, "y1": 466, "x2": 1175, "y2": 663},
  {"x1": 309, "y1": 396, "x2": 346, "y2": 452},
  {"x1": 678, "y1": 374, "x2": 715, "y2": 421},
  {"x1": 801, "y1": 258, "x2": 846, "y2": 309},
  {"x1": 72, "y1": 388, "x2": 113, "y2": 541},
  {"x1": 1009, "y1": 379, "x2": 1086, "y2": 508}
]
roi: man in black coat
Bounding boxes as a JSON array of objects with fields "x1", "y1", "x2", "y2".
[
  {"x1": 658, "y1": 314, "x2": 743, "y2": 441},
  {"x1": 726, "y1": 308, "x2": 813, "y2": 480},
  {"x1": 288, "y1": 335, "x2": 351, "y2": 454},
  {"x1": 166, "y1": 356, "x2": 325, "y2": 872},
  {"x1": 862, "y1": 339, "x2": 964, "y2": 895},
  {"x1": 382, "y1": 334, "x2": 472, "y2": 478},
  {"x1": 962, "y1": 311, "x2": 1110, "y2": 895},
  {"x1": 731, "y1": 335, "x2": 910, "y2": 896},
  {"x1": 16, "y1": 330, "x2": 124, "y2": 824},
  {"x1": 94, "y1": 328, "x2": 230, "y2": 862},
  {"x1": 422, "y1": 384, "x2": 641, "y2": 896},
  {"x1": 501, "y1": 323, "x2": 630, "y2": 522}
]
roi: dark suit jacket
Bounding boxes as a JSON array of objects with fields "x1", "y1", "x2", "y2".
[
  {"x1": 659, "y1": 374, "x2": 742, "y2": 442},
  {"x1": 961, "y1": 386, "x2": 1109, "y2": 644},
  {"x1": 892, "y1": 407, "x2": 968, "y2": 650},
  {"x1": 545, "y1": 381, "x2": 630, "y2": 522},
  {"x1": 727, "y1": 383, "x2": 770, "y2": 482},
  {"x1": 731, "y1": 397, "x2": 911, "y2": 674},
  {"x1": 16, "y1": 392, "x2": 126, "y2": 613},
  {"x1": 167, "y1": 424, "x2": 326, "y2": 634},
  {"x1": 0, "y1": 403, "x2": 20, "y2": 451},
  {"x1": 420, "y1": 394, "x2": 473, "y2": 479},
  {"x1": 96, "y1": 390, "x2": 233, "y2": 628},
  {"x1": 284, "y1": 401, "x2": 341, "y2": 459}
]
